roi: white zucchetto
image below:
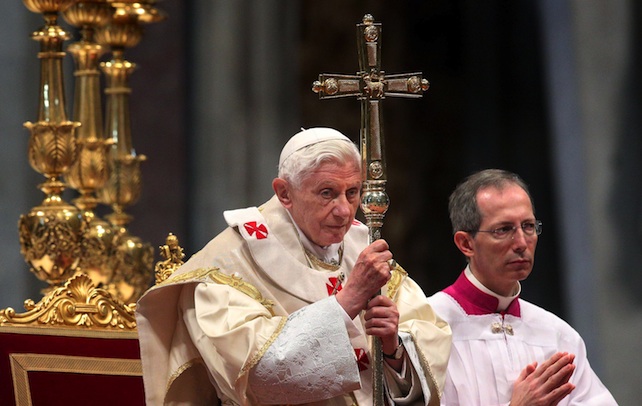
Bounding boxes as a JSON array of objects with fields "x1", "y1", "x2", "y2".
[{"x1": 278, "y1": 127, "x2": 351, "y2": 169}]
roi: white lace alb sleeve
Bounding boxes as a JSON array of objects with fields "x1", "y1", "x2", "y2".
[{"x1": 249, "y1": 296, "x2": 361, "y2": 404}]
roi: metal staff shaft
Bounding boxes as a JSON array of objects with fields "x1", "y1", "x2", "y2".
[
  {"x1": 358, "y1": 19, "x2": 388, "y2": 405},
  {"x1": 360, "y1": 97, "x2": 389, "y2": 406},
  {"x1": 312, "y1": 14, "x2": 429, "y2": 405}
]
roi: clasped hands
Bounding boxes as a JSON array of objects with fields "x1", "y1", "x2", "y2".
[{"x1": 510, "y1": 352, "x2": 576, "y2": 406}]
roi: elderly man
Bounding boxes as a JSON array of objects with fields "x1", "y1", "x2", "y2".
[
  {"x1": 427, "y1": 169, "x2": 617, "y2": 405},
  {"x1": 136, "y1": 128, "x2": 451, "y2": 405}
]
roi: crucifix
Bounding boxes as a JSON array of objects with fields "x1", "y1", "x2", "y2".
[{"x1": 312, "y1": 14, "x2": 429, "y2": 405}]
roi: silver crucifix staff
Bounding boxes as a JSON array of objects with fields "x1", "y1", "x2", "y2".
[{"x1": 312, "y1": 14, "x2": 429, "y2": 405}]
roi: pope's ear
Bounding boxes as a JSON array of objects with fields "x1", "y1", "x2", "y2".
[
  {"x1": 273, "y1": 178, "x2": 293, "y2": 208},
  {"x1": 453, "y1": 231, "x2": 475, "y2": 257}
]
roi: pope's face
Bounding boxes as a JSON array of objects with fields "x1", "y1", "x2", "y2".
[
  {"x1": 462, "y1": 184, "x2": 538, "y2": 296},
  {"x1": 286, "y1": 161, "x2": 362, "y2": 247}
]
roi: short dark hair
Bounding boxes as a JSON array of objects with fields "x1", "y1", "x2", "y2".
[{"x1": 448, "y1": 169, "x2": 535, "y2": 235}]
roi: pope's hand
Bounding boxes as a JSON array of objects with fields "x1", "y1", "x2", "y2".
[
  {"x1": 335, "y1": 239, "x2": 393, "y2": 319},
  {"x1": 365, "y1": 294, "x2": 399, "y2": 345}
]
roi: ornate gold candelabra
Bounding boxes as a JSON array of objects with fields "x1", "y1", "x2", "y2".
[
  {"x1": 2, "y1": 0, "x2": 137, "y2": 330},
  {"x1": 95, "y1": 0, "x2": 165, "y2": 304},
  {"x1": 63, "y1": 0, "x2": 116, "y2": 288},
  {"x1": 18, "y1": 0, "x2": 84, "y2": 291},
  {"x1": 0, "y1": 0, "x2": 166, "y2": 330}
]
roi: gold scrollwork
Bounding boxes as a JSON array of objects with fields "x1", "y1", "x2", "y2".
[
  {"x1": 0, "y1": 273, "x2": 137, "y2": 330},
  {"x1": 18, "y1": 207, "x2": 86, "y2": 286}
]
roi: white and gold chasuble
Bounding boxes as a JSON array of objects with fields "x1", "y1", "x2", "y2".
[{"x1": 136, "y1": 196, "x2": 451, "y2": 405}]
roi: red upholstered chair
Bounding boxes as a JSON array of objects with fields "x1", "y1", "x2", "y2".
[
  {"x1": 0, "y1": 234, "x2": 190, "y2": 405},
  {"x1": 0, "y1": 326, "x2": 144, "y2": 406}
]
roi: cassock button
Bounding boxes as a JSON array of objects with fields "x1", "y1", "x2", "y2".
[{"x1": 491, "y1": 322, "x2": 514, "y2": 335}]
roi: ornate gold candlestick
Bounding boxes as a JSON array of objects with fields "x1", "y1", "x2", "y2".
[
  {"x1": 63, "y1": 0, "x2": 116, "y2": 287},
  {"x1": 95, "y1": 0, "x2": 165, "y2": 303},
  {"x1": 18, "y1": 0, "x2": 84, "y2": 291},
  {"x1": 1, "y1": 0, "x2": 167, "y2": 330}
]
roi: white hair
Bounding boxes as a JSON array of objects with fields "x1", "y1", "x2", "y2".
[{"x1": 278, "y1": 139, "x2": 361, "y2": 188}]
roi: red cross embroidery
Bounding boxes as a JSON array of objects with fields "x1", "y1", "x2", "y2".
[
  {"x1": 355, "y1": 348, "x2": 369, "y2": 371},
  {"x1": 243, "y1": 221, "x2": 268, "y2": 239},
  {"x1": 326, "y1": 277, "x2": 343, "y2": 295}
]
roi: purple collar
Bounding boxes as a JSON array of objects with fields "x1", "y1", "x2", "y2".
[{"x1": 443, "y1": 271, "x2": 521, "y2": 317}]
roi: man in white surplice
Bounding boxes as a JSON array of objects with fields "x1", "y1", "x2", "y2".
[
  {"x1": 427, "y1": 169, "x2": 617, "y2": 405},
  {"x1": 136, "y1": 128, "x2": 452, "y2": 405}
]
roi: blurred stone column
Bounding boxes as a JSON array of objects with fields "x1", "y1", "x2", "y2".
[
  {"x1": 540, "y1": 0, "x2": 642, "y2": 403},
  {"x1": 572, "y1": 0, "x2": 642, "y2": 403},
  {"x1": 188, "y1": 0, "x2": 300, "y2": 249}
]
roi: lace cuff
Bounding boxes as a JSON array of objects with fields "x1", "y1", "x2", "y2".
[{"x1": 249, "y1": 296, "x2": 361, "y2": 404}]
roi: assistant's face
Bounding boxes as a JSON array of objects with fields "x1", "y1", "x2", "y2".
[
  {"x1": 464, "y1": 184, "x2": 538, "y2": 296},
  {"x1": 287, "y1": 161, "x2": 362, "y2": 247}
]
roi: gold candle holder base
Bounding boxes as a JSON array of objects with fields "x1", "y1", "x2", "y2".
[{"x1": 18, "y1": 193, "x2": 85, "y2": 290}]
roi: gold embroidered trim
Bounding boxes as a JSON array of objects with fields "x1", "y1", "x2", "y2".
[
  {"x1": 157, "y1": 267, "x2": 213, "y2": 286},
  {"x1": 407, "y1": 331, "x2": 441, "y2": 405},
  {"x1": 386, "y1": 264, "x2": 407, "y2": 300},
  {"x1": 159, "y1": 267, "x2": 275, "y2": 315},
  {"x1": 205, "y1": 269, "x2": 275, "y2": 315},
  {"x1": 239, "y1": 316, "x2": 287, "y2": 380},
  {"x1": 304, "y1": 246, "x2": 343, "y2": 271},
  {"x1": 165, "y1": 357, "x2": 202, "y2": 395},
  {"x1": 10, "y1": 353, "x2": 142, "y2": 406}
]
